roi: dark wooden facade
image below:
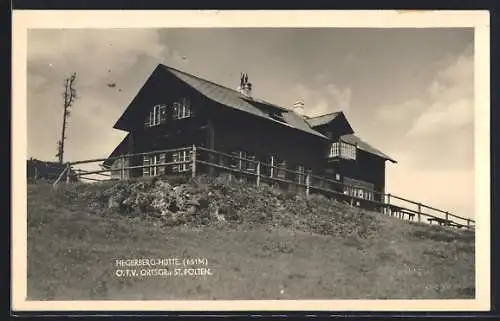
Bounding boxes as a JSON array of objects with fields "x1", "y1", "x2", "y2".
[{"x1": 104, "y1": 64, "x2": 396, "y2": 202}]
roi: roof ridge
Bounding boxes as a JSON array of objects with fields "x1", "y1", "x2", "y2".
[
  {"x1": 308, "y1": 111, "x2": 342, "y2": 119},
  {"x1": 161, "y1": 64, "x2": 248, "y2": 97},
  {"x1": 161, "y1": 63, "x2": 292, "y2": 112}
]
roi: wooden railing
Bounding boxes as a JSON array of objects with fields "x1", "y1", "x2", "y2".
[{"x1": 52, "y1": 145, "x2": 475, "y2": 230}]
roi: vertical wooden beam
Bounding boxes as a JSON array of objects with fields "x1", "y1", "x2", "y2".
[
  {"x1": 417, "y1": 202, "x2": 422, "y2": 223},
  {"x1": 34, "y1": 166, "x2": 38, "y2": 180},
  {"x1": 306, "y1": 173, "x2": 310, "y2": 196},
  {"x1": 445, "y1": 211, "x2": 449, "y2": 222},
  {"x1": 387, "y1": 193, "x2": 391, "y2": 215},
  {"x1": 256, "y1": 162, "x2": 261, "y2": 187},
  {"x1": 120, "y1": 155, "x2": 125, "y2": 180},
  {"x1": 127, "y1": 132, "x2": 134, "y2": 178},
  {"x1": 207, "y1": 119, "x2": 215, "y2": 176},
  {"x1": 192, "y1": 145, "x2": 197, "y2": 178},
  {"x1": 270, "y1": 156, "x2": 274, "y2": 178}
]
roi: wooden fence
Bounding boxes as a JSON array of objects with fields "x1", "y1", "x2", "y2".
[{"x1": 52, "y1": 145, "x2": 475, "y2": 230}]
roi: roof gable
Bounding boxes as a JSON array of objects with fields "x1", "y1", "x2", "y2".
[
  {"x1": 305, "y1": 111, "x2": 354, "y2": 135},
  {"x1": 340, "y1": 134, "x2": 397, "y2": 163}
]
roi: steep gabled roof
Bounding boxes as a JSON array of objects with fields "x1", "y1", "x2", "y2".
[
  {"x1": 305, "y1": 111, "x2": 342, "y2": 127},
  {"x1": 340, "y1": 134, "x2": 397, "y2": 163},
  {"x1": 161, "y1": 65, "x2": 328, "y2": 139}
]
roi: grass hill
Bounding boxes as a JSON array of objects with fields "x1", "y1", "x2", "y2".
[{"x1": 27, "y1": 175, "x2": 475, "y2": 300}]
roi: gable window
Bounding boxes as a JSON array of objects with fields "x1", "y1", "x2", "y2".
[
  {"x1": 172, "y1": 98, "x2": 192, "y2": 120},
  {"x1": 143, "y1": 153, "x2": 166, "y2": 177},
  {"x1": 172, "y1": 149, "x2": 193, "y2": 172},
  {"x1": 144, "y1": 104, "x2": 167, "y2": 128}
]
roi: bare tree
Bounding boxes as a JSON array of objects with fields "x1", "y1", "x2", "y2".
[{"x1": 56, "y1": 73, "x2": 77, "y2": 164}]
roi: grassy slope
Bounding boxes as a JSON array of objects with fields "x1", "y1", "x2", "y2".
[{"x1": 27, "y1": 180, "x2": 475, "y2": 300}]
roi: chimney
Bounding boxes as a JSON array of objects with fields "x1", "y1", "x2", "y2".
[
  {"x1": 238, "y1": 72, "x2": 252, "y2": 98},
  {"x1": 293, "y1": 100, "x2": 306, "y2": 116}
]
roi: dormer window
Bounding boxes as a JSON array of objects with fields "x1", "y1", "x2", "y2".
[
  {"x1": 269, "y1": 112, "x2": 287, "y2": 124},
  {"x1": 144, "y1": 104, "x2": 167, "y2": 128},
  {"x1": 173, "y1": 98, "x2": 192, "y2": 120}
]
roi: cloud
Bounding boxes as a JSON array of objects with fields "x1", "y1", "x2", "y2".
[
  {"x1": 406, "y1": 45, "x2": 474, "y2": 137},
  {"x1": 27, "y1": 29, "x2": 175, "y2": 163},
  {"x1": 293, "y1": 78, "x2": 352, "y2": 117},
  {"x1": 374, "y1": 43, "x2": 475, "y2": 218},
  {"x1": 28, "y1": 29, "x2": 166, "y2": 84}
]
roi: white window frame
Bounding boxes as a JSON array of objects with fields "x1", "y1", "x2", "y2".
[
  {"x1": 172, "y1": 149, "x2": 193, "y2": 173},
  {"x1": 172, "y1": 98, "x2": 191, "y2": 120},
  {"x1": 143, "y1": 153, "x2": 166, "y2": 177},
  {"x1": 145, "y1": 104, "x2": 167, "y2": 128},
  {"x1": 340, "y1": 142, "x2": 357, "y2": 160},
  {"x1": 329, "y1": 142, "x2": 340, "y2": 158}
]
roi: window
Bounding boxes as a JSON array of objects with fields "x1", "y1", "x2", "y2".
[
  {"x1": 296, "y1": 165, "x2": 306, "y2": 184},
  {"x1": 142, "y1": 153, "x2": 166, "y2": 177},
  {"x1": 335, "y1": 173, "x2": 341, "y2": 181},
  {"x1": 329, "y1": 142, "x2": 340, "y2": 158},
  {"x1": 343, "y1": 177, "x2": 375, "y2": 201},
  {"x1": 172, "y1": 149, "x2": 193, "y2": 172},
  {"x1": 269, "y1": 112, "x2": 286, "y2": 123},
  {"x1": 229, "y1": 151, "x2": 257, "y2": 172},
  {"x1": 144, "y1": 104, "x2": 167, "y2": 128},
  {"x1": 274, "y1": 158, "x2": 287, "y2": 179},
  {"x1": 172, "y1": 98, "x2": 192, "y2": 120},
  {"x1": 244, "y1": 154, "x2": 257, "y2": 172},
  {"x1": 340, "y1": 142, "x2": 357, "y2": 160},
  {"x1": 329, "y1": 141, "x2": 356, "y2": 160}
]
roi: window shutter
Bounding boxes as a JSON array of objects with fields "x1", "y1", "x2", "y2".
[
  {"x1": 183, "y1": 98, "x2": 191, "y2": 118},
  {"x1": 159, "y1": 105, "x2": 167, "y2": 124},
  {"x1": 172, "y1": 102, "x2": 179, "y2": 120}
]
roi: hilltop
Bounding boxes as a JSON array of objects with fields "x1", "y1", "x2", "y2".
[{"x1": 27, "y1": 175, "x2": 475, "y2": 300}]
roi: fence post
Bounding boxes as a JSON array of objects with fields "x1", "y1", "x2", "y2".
[
  {"x1": 386, "y1": 193, "x2": 391, "y2": 215},
  {"x1": 466, "y1": 219, "x2": 470, "y2": 227},
  {"x1": 65, "y1": 163, "x2": 71, "y2": 184},
  {"x1": 417, "y1": 202, "x2": 422, "y2": 223},
  {"x1": 192, "y1": 145, "x2": 197, "y2": 178},
  {"x1": 306, "y1": 173, "x2": 310, "y2": 196},
  {"x1": 445, "y1": 211, "x2": 449, "y2": 221},
  {"x1": 256, "y1": 162, "x2": 260, "y2": 187}
]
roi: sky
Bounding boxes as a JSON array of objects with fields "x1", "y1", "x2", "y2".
[{"x1": 27, "y1": 27, "x2": 475, "y2": 218}]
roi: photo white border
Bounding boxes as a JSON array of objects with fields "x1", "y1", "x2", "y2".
[{"x1": 12, "y1": 10, "x2": 491, "y2": 312}]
